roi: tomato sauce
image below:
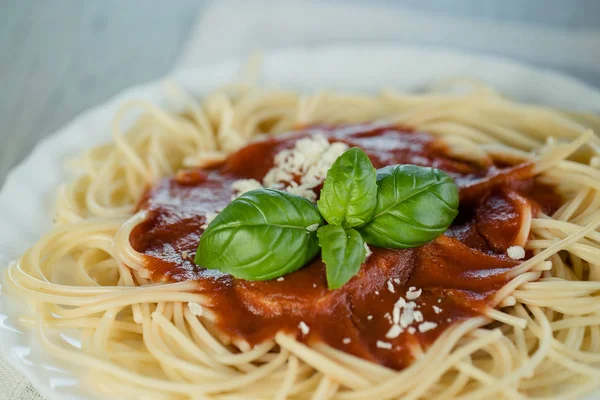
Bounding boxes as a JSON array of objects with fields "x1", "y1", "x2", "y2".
[{"x1": 130, "y1": 123, "x2": 559, "y2": 369}]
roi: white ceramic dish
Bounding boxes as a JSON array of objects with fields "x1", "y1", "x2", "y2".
[{"x1": 1, "y1": 44, "x2": 600, "y2": 400}]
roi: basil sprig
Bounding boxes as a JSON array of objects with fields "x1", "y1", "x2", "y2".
[
  {"x1": 318, "y1": 147, "x2": 377, "y2": 227},
  {"x1": 195, "y1": 147, "x2": 458, "y2": 289},
  {"x1": 195, "y1": 189, "x2": 323, "y2": 280}
]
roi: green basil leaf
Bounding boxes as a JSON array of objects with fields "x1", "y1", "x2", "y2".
[
  {"x1": 317, "y1": 225, "x2": 367, "y2": 289},
  {"x1": 317, "y1": 147, "x2": 377, "y2": 228},
  {"x1": 195, "y1": 188, "x2": 324, "y2": 280},
  {"x1": 359, "y1": 165, "x2": 459, "y2": 248}
]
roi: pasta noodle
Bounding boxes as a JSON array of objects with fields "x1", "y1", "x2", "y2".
[{"x1": 4, "y1": 73, "x2": 600, "y2": 399}]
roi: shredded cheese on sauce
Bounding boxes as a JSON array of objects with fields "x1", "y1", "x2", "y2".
[
  {"x1": 200, "y1": 211, "x2": 219, "y2": 230},
  {"x1": 406, "y1": 287, "x2": 422, "y2": 300},
  {"x1": 507, "y1": 245, "x2": 526, "y2": 260},
  {"x1": 188, "y1": 302, "x2": 204, "y2": 317},
  {"x1": 376, "y1": 340, "x2": 393, "y2": 350},
  {"x1": 230, "y1": 135, "x2": 349, "y2": 202},
  {"x1": 364, "y1": 243, "x2": 372, "y2": 259},
  {"x1": 298, "y1": 321, "x2": 310, "y2": 335},
  {"x1": 231, "y1": 178, "x2": 263, "y2": 199},
  {"x1": 418, "y1": 322, "x2": 438, "y2": 333}
]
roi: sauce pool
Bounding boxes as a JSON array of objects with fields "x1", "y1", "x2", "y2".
[{"x1": 130, "y1": 123, "x2": 559, "y2": 369}]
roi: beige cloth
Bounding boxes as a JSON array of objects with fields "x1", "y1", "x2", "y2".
[{"x1": 0, "y1": 354, "x2": 44, "y2": 400}]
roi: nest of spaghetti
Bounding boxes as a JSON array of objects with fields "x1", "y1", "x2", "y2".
[{"x1": 6, "y1": 82, "x2": 600, "y2": 400}]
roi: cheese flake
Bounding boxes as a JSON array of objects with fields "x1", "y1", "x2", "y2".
[
  {"x1": 261, "y1": 134, "x2": 349, "y2": 202},
  {"x1": 418, "y1": 322, "x2": 438, "y2": 333},
  {"x1": 406, "y1": 287, "x2": 422, "y2": 300},
  {"x1": 188, "y1": 302, "x2": 204, "y2": 317},
  {"x1": 376, "y1": 340, "x2": 393, "y2": 350},
  {"x1": 387, "y1": 280, "x2": 395, "y2": 293},
  {"x1": 364, "y1": 243, "x2": 372, "y2": 259},
  {"x1": 298, "y1": 321, "x2": 310, "y2": 335},
  {"x1": 385, "y1": 324, "x2": 403, "y2": 339},
  {"x1": 507, "y1": 245, "x2": 525, "y2": 260}
]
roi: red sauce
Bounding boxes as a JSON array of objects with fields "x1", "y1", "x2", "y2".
[{"x1": 130, "y1": 123, "x2": 559, "y2": 369}]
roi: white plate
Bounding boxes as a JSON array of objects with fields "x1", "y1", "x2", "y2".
[{"x1": 1, "y1": 44, "x2": 600, "y2": 400}]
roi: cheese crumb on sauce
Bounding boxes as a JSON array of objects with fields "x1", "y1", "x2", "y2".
[
  {"x1": 385, "y1": 324, "x2": 404, "y2": 339},
  {"x1": 200, "y1": 211, "x2": 219, "y2": 229},
  {"x1": 231, "y1": 134, "x2": 349, "y2": 202},
  {"x1": 364, "y1": 243, "x2": 372, "y2": 259},
  {"x1": 188, "y1": 302, "x2": 204, "y2": 317},
  {"x1": 387, "y1": 280, "x2": 396, "y2": 293},
  {"x1": 406, "y1": 287, "x2": 422, "y2": 300},
  {"x1": 342, "y1": 338, "x2": 351, "y2": 344},
  {"x1": 298, "y1": 321, "x2": 310, "y2": 335},
  {"x1": 231, "y1": 178, "x2": 263, "y2": 199},
  {"x1": 376, "y1": 340, "x2": 393, "y2": 350},
  {"x1": 418, "y1": 322, "x2": 438, "y2": 333},
  {"x1": 382, "y1": 289, "x2": 441, "y2": 338},
  {"x1": 507, "y1": 245, "x2": 525, "y2": 260}
]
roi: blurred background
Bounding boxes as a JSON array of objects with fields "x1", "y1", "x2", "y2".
[
  {"x1": 1, "y1": 1, "x2": 600, "y2": 399},
  {"x1": 1, "y1": 0, "x2": 600, "y2": 187}
]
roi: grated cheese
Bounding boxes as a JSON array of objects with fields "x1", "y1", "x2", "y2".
[
  {"x1": 364, "y1": 243, "x2": 372, "y2": 259},
  {"x1": 376, "y1": 340, "x2": 393, "y2": 350},
  {"x1": 231, "y1": 178, "x2": 263, "y2": 199},
  {"x1": 385, "y1": 324, "x2": 403, "y2": 339},
  {"x1": 387, "y1": 280, "x2": 395, "y2": 293},
  {"x1": 188, "y1": 302, "x2": 204, "y2": 317},
  {"x1": 407, "y1": 327, "x2": 416, "y2": 334},
  {"x1": 406, "y1": 287, "x2": 422, "y2": 300},
  {"x1": 261, "y1": 134, "x2": 349, "y2": 202},
  {"x1": 418, "y1": 322, "x2": 438, "y2": 333},
  {"x1": 413, "y1": 311, "x2": 424, "y2": 323},
  {"x1": 181, "y1": 251, "x2": 189, "y2": 260},
  {"x1": 433, "y1": 305, "x2": 442, "y2": 314},
  {"x1": 367, "y1": 315, "x2": 373, "y2": 320},
  {"x1": 277, "y1": 277, "x2": 285, "y2": 282},
  {"x1": 201, "y1": 211, "x2": 219, "y2": 229},
  {"x1": 298, "y1": 321, "x2": 310, "y2": 335},
  {"x1": 342, "y1": 338, "x2": 351, "y2": 344},
  {"x1": 507, "y1": 245, "x2": 525, "y2": 260}
]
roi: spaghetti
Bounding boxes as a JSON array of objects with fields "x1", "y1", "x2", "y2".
[{"x1": 4, "y1": 76, "x2": 600, "y2": 400}]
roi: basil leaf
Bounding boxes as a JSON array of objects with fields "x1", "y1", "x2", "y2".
[
  {"x1": 317, "y1": 147, "x2": 377, "y2": 228},
  {"x1": 317, "y1": 225, "x2": 366, "y2": 289},
  {"x1": 195, "y1": 188, "x2": 324, "y2": 280},
  {"x1": 359, "y1": 165, "x2": 459, "y2": 248}
]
